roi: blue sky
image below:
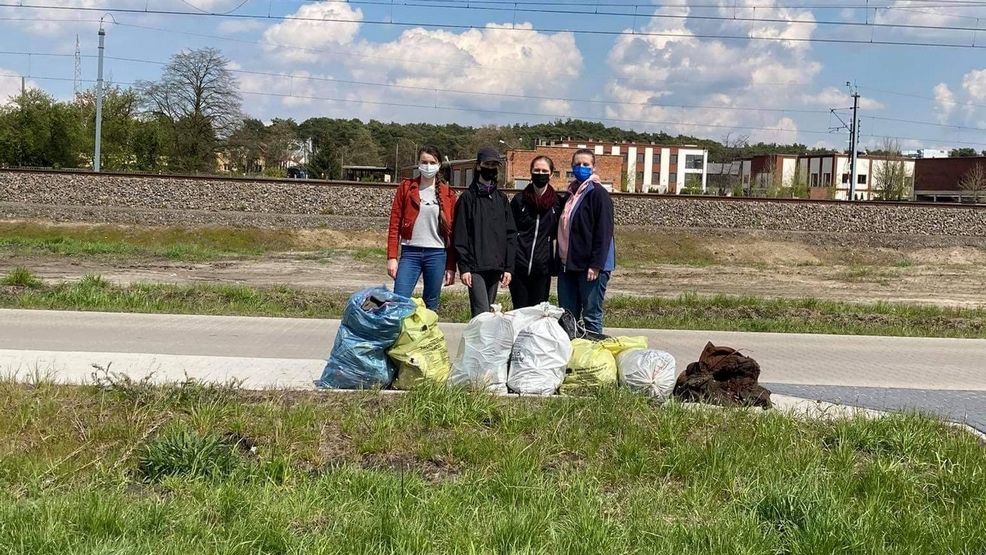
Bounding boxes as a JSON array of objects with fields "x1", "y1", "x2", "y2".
[{"x1": 3, "y1": 0, "x2": 986, "y2": 151}]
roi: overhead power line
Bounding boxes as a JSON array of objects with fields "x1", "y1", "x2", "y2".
[
  {"x1": 6, "y1": 3, "x2": 986, "y2": 50},
  {"x1": 8, "y1": 72, "x2": 986, "y2": 148}
]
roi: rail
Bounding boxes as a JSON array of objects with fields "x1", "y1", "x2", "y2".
[{"x1": 1, "y1": 167, "x2": 983, "y2": 209}]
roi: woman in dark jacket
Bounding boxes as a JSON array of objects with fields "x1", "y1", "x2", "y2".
[
  {"x1": 509, "y1": 155, "x2": 561, "y2": 309},
  {"x1": 453, "y1": 146, "x2": 517, "y2": 318},
  {"x1": 556, "y1": 148, "x2": 616, "y2": 334}
]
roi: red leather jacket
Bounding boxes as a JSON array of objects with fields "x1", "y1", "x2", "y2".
[{"x1": 387, "y1": 177, "x2": 458, "y2": 272}]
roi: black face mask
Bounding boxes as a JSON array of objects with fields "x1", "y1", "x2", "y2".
[
  {"x1": 479, "y1": 166, "x2": 498, "y2": 182},
  {"x1": 531, "y1": 173, "x2": 551, "y2": 187}
]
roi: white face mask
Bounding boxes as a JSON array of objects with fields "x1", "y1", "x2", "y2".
[{"x1": 418, "y1": 163, "x2": 440, "y2": 179}]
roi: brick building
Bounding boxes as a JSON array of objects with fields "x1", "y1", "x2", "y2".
[
  {"x1": 543, "y1": 139, "x2": 708, "y2": 193},
  {"x1": 739, "y1": 154, "x2": 799, "y2": 193},
  {"x1": 505, "y1": 145, "x2": 624, "y2": 192},
  {"x1": 913, "y1": 156, "x2": 986, "y2": 202},
  {"x1": 798, "y1": 154, "x2": 915, "y2": 201}
]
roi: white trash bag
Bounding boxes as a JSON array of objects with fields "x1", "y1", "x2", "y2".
[
  {"x1": 448, "y1": 305, "x2": 514, "y2": 394},
  {"x1": 507, "y1": 304, "x2": 572, "y2": 396},
  {"x1": 616, "y1": 348, "x2": 677, "y2": 402}
]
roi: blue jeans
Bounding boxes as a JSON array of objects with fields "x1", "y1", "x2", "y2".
[
  {"x1": 394, "y1": 246, "x2": 447, "y2": 310},
  {"x1": 557, "y1": 270, "x2": 610, "y2": 334}
]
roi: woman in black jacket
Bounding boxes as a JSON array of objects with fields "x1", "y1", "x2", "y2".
[
  {"x1": 453, "y1": 146, "x2": 517, "y2": 318},
  {"x1": 509, "y1": 155, "x2": 561, "y2": 309}
]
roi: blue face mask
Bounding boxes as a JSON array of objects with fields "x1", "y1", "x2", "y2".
[{"x1": 572, "y1": 165, "x2": 593, "y2": 182}]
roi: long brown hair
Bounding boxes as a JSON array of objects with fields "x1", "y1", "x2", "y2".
[{"x1": 419, "y1": 145, "x2": 450, "y2": 239}]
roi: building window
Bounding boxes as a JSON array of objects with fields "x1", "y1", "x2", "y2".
[
  {"x1": 842, "y1": 173, "x2": 850, "y2": 184},
  {"x1": 822, "y1": 172, "x2": 831, "y2": 186},
  {"x1": 858, "y1": 174, "x2": 867, "y2": 185},
  {"x1": 652, "y1": 172, "x2": 660, "y2": 184},
  {"x1": 670, "y1": 155, "x2": 678, "y2": 165},
  {"x1": 652, "y1": 154, "x2": 661, "y2": 165},
  {"x1": 552, "y1": 171, "x2": 561, "y2": 178},
  {"x1": 453, "y1": 170, "x2": 462, "y2": 188},
  {"x1": 685, "y1": 155, "x2": 703, "y2": 170},
  {"x1": 636, "y1": 153, "x2": 644, "y2": 164},
  {"x1": 465, "y1": 169, "x2": 474, "y2": 184},
  {"x1": 669, "y1": 173, "x2": 677, "y2": 183},
  {"x1": 565, "y1": 171, "x2": 574, "y2": 179},
  {"x1": 810, "y1": 174, "x2": 818, "y2": 187},
  {"x1": 636, "y1": 171, "x2": 644, "y2": 183},
  {"x1": 743, "y1": 174, "x2": 749, "y2": 184}
]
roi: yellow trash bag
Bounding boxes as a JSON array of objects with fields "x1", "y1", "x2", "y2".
[
  {"x1": 599, "y1": 336, "x2": 648, "y2": 358},
  {"x1": 561, "y1": 339, "x2": 618, "y2": 394},
  {"x1": 388, "y1": 298, "x2": 451, "y2": 389}
]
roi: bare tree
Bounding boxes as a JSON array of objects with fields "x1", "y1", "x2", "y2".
[
  {"x1": 872, "y1": 138, "x2": 912, "y2": 201},
  {"x1": 137, "y1": 48, "x2": 242, "y2": 138},
  {"x1": 959, "y1": 163, "x2": 986, "y2": 203}
]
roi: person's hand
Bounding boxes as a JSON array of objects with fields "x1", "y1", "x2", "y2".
[
  {"x1": 501, "y1": 272, "x2": 512, "y2": 287},
  {"x1": 387, "y1": 258, "x2": 399, "y2": 280},
  {"x1": 587, "y1": 268, "x2": 600, "y2": 282},
  {"x1": 461, "y1": 272, "x2": 473, "y2": 288},
  {"x1": 444, "y1": 270, "x2": 456, "y2": 286}
]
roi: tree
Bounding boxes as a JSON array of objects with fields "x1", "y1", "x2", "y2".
[
  {"x1": 873, "y1": 138, "x2": 912, "y2": 201},
  {"x1": 73, "y1": 84, "x2": 142, "y2": 171},
  {"x1": 0, "y1": 88, "x2": 83, "y2": 168},
  {"x1": 137, "y1": 47, "x2": 242, "y2": 171},
  {"x1": 306, "y1": 144, "x2": 341, "y2": 180},
  {"x1": 342, "y1": 127, "x2": 383, "y2": 166},
  {"x1": 224, "y1": 118, "x2": 266, "y2": 174},
  {"x1": 959, "y1": 163, "x2": 986, "y2": 203},
  {"x1": 950, "y1": 148, "x2": 979, "y2": 158},
  {"x1": 262, "y1": 119, "x2": 300, "y2": 170}
]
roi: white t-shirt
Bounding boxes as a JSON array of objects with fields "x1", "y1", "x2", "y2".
[{"x1": 405, "y1": 185, "x2": 445, "y2": 249}]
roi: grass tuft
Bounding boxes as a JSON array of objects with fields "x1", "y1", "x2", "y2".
[
  {"x1": 0, "y1": 267, "x2": 44, "y2": 288},
  {"x1": 137, "y1": 425, "x2": 241, "y2": 482}
]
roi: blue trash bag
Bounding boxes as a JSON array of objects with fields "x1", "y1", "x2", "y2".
[{"x1": 318, "y1": 286, "x2": 416, "y2": 389}]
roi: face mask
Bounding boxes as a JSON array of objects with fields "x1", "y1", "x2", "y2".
[
  {"x1": 479, "y1": 166, "x2": 498, "y2": 182},
  {"x1": 572, "y1": 165, "x2": 593, "y2": 182},
  {"x1": 531, "y1": 173, "x2": 551, "y2": 187},
  {"x1": 418, "y1": 163, "x2": 440, "y2": 179}
]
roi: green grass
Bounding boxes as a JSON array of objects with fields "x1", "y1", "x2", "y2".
[
  {"x1": 1, "y1": 275, "x2": 984, "y2": 338},
  {"x1": 0, "y1": 380, "x2": 983, "y2": 554},
  {"x1": 0, "y1": 267, "x2": 43, "y2": 288},
  {"x1": 834, "y1": 266, "x2": 901, "y2": 284},
  {"x1": 0, "y1": 222, "x2": 301, "y2": 260}
]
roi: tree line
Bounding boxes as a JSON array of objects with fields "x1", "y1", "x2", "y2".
[{"x1": 1, "y1": 47, "x2": 839, "y2": 178}]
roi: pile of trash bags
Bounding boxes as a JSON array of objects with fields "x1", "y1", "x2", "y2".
[{"x1": 318, "y1": 287, "x2": 678, "y2": 400}]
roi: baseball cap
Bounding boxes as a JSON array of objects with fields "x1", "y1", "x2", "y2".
[{"x1": 476, "y1": 146, "x2": 501, "y2": 165}]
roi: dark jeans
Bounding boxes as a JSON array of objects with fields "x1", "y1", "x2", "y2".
[
  {"x1": 557, "y1": 270, "x2": 610, "y2": 334},
  {"x1": 467, "y1": 270, "x2": 502, "y2": 318},
  {"x1": 509, "y1": 273, "x2": 551, "y2": 309},
  {"x1": 394, "y1": 246, "x2": 446, "y2": 310}
]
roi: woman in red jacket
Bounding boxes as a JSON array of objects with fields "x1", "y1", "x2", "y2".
[{"x1": 387, "y1": 145, "x2": 457, "y2": 310}]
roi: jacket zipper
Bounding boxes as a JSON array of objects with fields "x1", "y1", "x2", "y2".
[{"x1": 528, "y1": 215, "x2": 540, "y2": 276}]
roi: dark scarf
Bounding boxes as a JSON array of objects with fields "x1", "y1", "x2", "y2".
[{"x1": 523, "y1": 183, "x2": 556, "y2": 215}]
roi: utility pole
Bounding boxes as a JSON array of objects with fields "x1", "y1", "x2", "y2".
[
  {"x1": 847, "y1": 81, "x2": 860, "y2": 201},
  {"x1": 94, "y1": 20, "x2": 106, "y2": 172},
  {"x1": 74, "y1": 35, "x2": 82, "y2": 96}
]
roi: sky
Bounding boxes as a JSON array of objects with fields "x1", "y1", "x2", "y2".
[{"x1": 3, "y1": 0, "x2": 986, "y2": 151}]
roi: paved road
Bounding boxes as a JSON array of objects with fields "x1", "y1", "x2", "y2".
[{"x1": 2, "y1": 309, "x2": 983, "y2": 430}]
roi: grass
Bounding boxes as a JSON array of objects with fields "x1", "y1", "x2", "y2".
[
  {"x1": 0, "y1": 222, "x2": 301, "y2": 260},
  {"x1": 1, "y1": 273, "x2": 984, "y2": 338},
  {"x1": 834, "y1": 266, "x2": 901, "y2": 284},
  {"x1": 0, "y1": 267, "x2": 43, "y2": 288},
  {"x1": 0, "y1": 379, "x2": 983, "y2": 554}
]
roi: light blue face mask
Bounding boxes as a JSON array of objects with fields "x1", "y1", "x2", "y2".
[{"x1": 572, "y1": 165, "x2": 593, "y2": 182}]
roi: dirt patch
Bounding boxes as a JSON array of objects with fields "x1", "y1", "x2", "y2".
[
  {"x1": 359, "y1": 452, "x2": 461, "y2": 482},
  {"x1": 708, "y1": 241, "x2": 821, "y2": 266},
  {"x1": 910, "y1": 247, "x2": 986, "y2": 266},
  {"x1": 292, "y1": 229, "x2": 386, "y2": 250}
]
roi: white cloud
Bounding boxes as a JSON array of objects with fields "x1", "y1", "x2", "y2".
[
  {"x1": 962, "y1": 69, "x2": 986, "y2": 100},
  {"x1": 0, "y1": 68, "x2": 33, "y2": 104},
  {"x1": 261, "y1": 1, "x2": 364, "y2": 63},
  {"x1": 873, "y1": 3, "x2": 985, "y2": 41},
  {"x1": 345, "y1": 23, "x2": 583, "y2": 113},
  {"x1": 933, "y1": 83, "x2": 955, "y2": 123},
  {"x1": 802, "y1": 87, "x2": 884, "y2": 110},
  {"x1": 603, "y1": 1, "x2": 823, "y2": 141},
  {"x1": 1, "y1": 0, "x2": 243, "y2": 35},
  {"x1": 232, "y1": 62, "x2": 324, "y2": 111}
]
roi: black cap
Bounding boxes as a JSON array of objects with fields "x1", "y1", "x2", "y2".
[{"x1": 477, "y1": 146, "x2": 501, "y2": 164}]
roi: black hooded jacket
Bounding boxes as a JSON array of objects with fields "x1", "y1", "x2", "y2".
[
  {"x1": 510, "y1": 186, "x2": 562, "y2": 277},
  {"x1": 453, "y1": 180, "x2": 517, "y2": 275}
]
